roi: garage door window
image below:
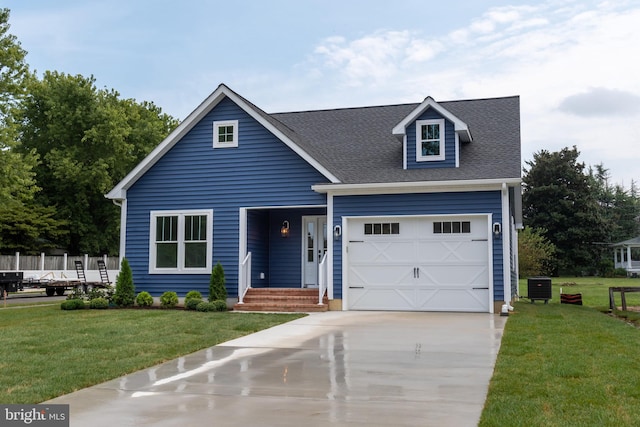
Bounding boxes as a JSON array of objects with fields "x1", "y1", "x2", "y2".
[
  {"x1": 364, "y1": 222, "x2": 400, "y2": 235},
  {"x1": 433, "y1": 221, "x2": 471, "y2": 234}
]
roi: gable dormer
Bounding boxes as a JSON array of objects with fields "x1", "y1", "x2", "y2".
[{"x1": 392, "y1": 97, "x2": 472, "y2": 170}]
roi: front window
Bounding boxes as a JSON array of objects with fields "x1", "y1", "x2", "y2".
[
  {"x1": 416, "y1": 119, "x2": 445, "y2": 161},
  {"x1": 150, "y1": 210, "x2": 213, "y2": 274}
]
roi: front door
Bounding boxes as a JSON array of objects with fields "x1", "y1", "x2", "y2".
[{"x1": 302, "y1": 216, "x2": 327, "y2": 287}]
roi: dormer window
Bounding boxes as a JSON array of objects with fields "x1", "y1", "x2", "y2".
[
  {"x1": 213, "y1": 120, "x2": 238, "y2": 148},
  {"x1": 416, "y1": 119, "x2": 445, "y2": 162}
]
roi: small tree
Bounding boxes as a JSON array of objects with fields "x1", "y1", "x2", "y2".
[
  {"x1": 518, "y1": 227, "x2": 556, "y2": 278},
  {"x1": 209, "y1": 261, "x2": 227, "y2": 302},
  {"x1": 113, "y1": 258, "x2": 135, "y2": 307}
]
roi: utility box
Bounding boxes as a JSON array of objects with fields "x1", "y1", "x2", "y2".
[{"x1": 528, "y1": 276, "x2": 552, "y2": 304}]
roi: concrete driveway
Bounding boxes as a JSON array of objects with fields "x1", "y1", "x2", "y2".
[{"x1": 46, "y1": 311, "x2": 506, "y2": 427}]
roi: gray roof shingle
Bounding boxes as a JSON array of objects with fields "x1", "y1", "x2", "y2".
[{"x1": 270, "y1": 96, "x2": 521, "y2": 184}]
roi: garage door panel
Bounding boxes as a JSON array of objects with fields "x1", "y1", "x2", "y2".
[
  {"x1": 348, "y1": 264, "x2": 414, "y2": 287},
  {"x1": 416, "y1": 289, "x2": 490, "y2": 312},
  {"x1": 349, "y1": 288, "x2": 420, "y2": 311},
  {"x1": 417, "y1": 265, "x2": 488, "y2": 286},
  {"x1": 349, "y1": 241, "x2": 415, "y2": 263},
  {"x1": 416, "y1": 241, "x2": 488, "y2": 262}
]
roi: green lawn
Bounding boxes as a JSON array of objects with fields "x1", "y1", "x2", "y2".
[
  {"x1": 0, "y1": 305, "x2": 304, "y2": 404},
  {"x1": 480, "y1": 276, "x2": 640, "y2": 426}
]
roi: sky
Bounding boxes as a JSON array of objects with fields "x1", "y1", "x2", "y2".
[{"x1": 4, "y1": 0, "x2": 640, "y2": 186}]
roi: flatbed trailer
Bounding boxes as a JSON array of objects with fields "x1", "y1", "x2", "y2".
[{"x1": 1, "y1": 261, "x2": 111, "y2": 297}]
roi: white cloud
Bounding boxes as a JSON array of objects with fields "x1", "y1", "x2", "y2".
[{"x1": 302, "y1": 0, "x2": 640, "y2": 185}]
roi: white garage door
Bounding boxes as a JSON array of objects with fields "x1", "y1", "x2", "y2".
[{"x1": 346, "y1": 215, "x2": 491, "y2": 312}]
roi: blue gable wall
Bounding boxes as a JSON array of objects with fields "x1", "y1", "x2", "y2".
[
  {"x1": 125, "y1": 97, "x2": 328, "y2": 297},
  {"x1": 406, "y1": 108, "x2": 456, "y2": 169},
  {"x1": 332, "y1": 191, "x2": 503, "y2": 300}
]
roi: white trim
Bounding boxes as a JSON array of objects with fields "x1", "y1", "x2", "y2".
[
  {"x1": 501, "y1": 183, "x2": 511, "y2": 303},
  {"x1": 455, "y1": 133, "x2": 460, "y2": 168},
  {"x1": 148, "y1": 209, "x2": 213, "y2": 274},
  {"x1": 402, "y1": 135, "x2": 408, "y2": 170},
  {"x1": 238, "y1": 208, "x2": 247, "y2": 291},
  {"x1": 342, "y1": 213, "x2": 493, "y2": 313},
  {"x1": 327, "y1": 193, "x2": 334, "y2": 300},
  {"x1": 118, "y1": 198, "x2": 127, "y2": 266},
  {"x1": 213, "y1": 120, "x2": 238, "y2": 148},
  {"x1": 416, "y1": 119, "x2": 445, "y2": 162},
  {"x1": 392, "y1": 96, "x2": 472, "y2": 142},
  {"x1": 106, "y1": 84, "x2": 339, "y2": 200},
  {"x1": 312, "y1": 178, "x2": 522, "y2": 196}
]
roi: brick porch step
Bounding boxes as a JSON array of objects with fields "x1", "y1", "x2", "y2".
[{"x1": 233, "y1": 288, "x2": 328, "y2": 312}]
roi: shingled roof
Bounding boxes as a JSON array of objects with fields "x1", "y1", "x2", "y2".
[{"x1": 270, "y1": 96, "x2": 521, "y2": 184}]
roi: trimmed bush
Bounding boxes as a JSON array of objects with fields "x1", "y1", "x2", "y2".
[
  {"x1": 209, "y1": 262, "x2": 227, "y2": 302},
  {"x1": 185, "y1": 290, "x2": 203, "y2": 310},
  {"x1": 212, "y1": 299, "x2": 227, "y2": 311},
  {"x1": 185, "y1": 297, "x2": 203, "y2": 311},
  {"x1": 196, "y1": 300, "x2": 227, "y2": 312},
  {"x1": 61, "y1": 299, "x2": 86, "y2": 310},
  {"x1": 89, "y1": 297, "x2": 109, "y2": 309},
  {"x1": 113, "y1": 258, "x2": 135, "y2": 307},
  {"x1": 160, "y1": 291, "x2": 178, "y2": 309},
  {"x1": 136, "y1": 291, "x2": 154, "y2": 307}
]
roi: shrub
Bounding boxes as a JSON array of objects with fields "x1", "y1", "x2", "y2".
[
  {"x1": 89, "y1": 297, "x2": 109, "y2": 309},
  {"x1": 185, "y1": 290, "x2": 202, "y2": 303},
  {"x1": 196, "y1": 300, "x2": 227, "y2": 312},
  {"x1": 113, "y1": 258, "x2": 135, "y2": 307},
  {"x1": 185, "y1": 290, "x2": 203, "y2": 310},
  {"x1": 61, "y1": 299, "x2": 86, "y2": 310},
  {"x1": 212, "y1": 299, "x2": 227, "y2": 311},
  {"x1": 160, "y1": 291, "x2": 178, "y2": 309},
  {"x1": 209, "y1": 262, "x2": 227, "y2": 302},
  {"x1": 136, "y1": 291, "x2": 154, "y2": 307}
]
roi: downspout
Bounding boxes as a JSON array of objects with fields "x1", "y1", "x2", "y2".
[{"x1": 501, "y1": 183, "x2": 511, "y2": 307}]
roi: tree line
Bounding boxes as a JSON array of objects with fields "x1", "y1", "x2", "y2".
[{"x1": 0, "y1": 9, "x2": 179, "y2": 255}]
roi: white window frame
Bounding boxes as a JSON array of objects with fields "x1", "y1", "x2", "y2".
[
  {"x1": 213, "y1": 120, "x2": 239, "y2": 148},
  {"x1": 149, "y1": 209, "x2": 213, "y2": 274},
  {"x1": 416, "y1": 119, "x2": 445, "y2": 162}
]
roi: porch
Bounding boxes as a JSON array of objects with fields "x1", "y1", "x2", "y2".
[
  {"x1": 235, "y1": 206, "x2": 330, "y2": 312},
  {"x1": 613, "y1": 237, "x2": 640, "y2": 277}
]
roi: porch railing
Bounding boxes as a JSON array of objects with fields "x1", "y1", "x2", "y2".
[
  {"x1": 238, "y1": 252, "x2": 252, "y2": 304},
  {"x1": 318, "y1": 252, "x2": 327, "y2": 305}
]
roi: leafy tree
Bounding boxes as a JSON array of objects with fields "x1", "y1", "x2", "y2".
[
  {"x1": 589, "y1": 164, "x2": 640, "y2": 244},
  {"x1": 0, "y1": 8, "x2": 67, "y2": 253},
  {"x1": 518, "y1": 227, "x2": 556, "y2": 277},
  {"x1": 113, "y1": 258, "x2": 135, "y2": 307},
  {"x1": 209, "y1": 262, "x2": 227, "y2": 302},
  {"x1": 17, "y1": 71, "x2": 179, "y2": 254},
  {"x1": 522, "y1": 146, "x2": 608, "y2": 275}
]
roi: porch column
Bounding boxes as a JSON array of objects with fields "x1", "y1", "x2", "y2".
[{"x1": 628, "y1": 246, "x2": 632, "y2": 270}]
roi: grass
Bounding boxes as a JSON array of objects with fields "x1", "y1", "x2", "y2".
[
  {"x1": 480, "y1": 276, "x2": 640, "y2": 426},
  {"x1": 0, "y1": 305, "x2": 304, "y2": 404}
]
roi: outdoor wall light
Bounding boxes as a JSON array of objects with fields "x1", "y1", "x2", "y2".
[
  {"x1": 493, "y1": 222, "x2": 502, "y2": 237},
  {"x1": 334, "y1": 225, "x2": 342, "y2": 239},
  {"x1": 280, "y1": 220, "x2": 290, "y2": 238}
]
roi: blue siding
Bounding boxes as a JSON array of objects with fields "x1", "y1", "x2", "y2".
[
  {"x1": 406, "y1": 108, "x2": 456, "y2": 169},
  {"x1": 247, "y1": 210, "x2": 269, "y2": 288},
  {"x1": 126, "y1": 97, "x2": 328, "y2": 297},
  {"x1": 332, "y1": 191, "x2": 504, "y2": 300}
]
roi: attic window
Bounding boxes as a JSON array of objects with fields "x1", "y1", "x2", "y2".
[
  {"x1": 416, "y1": 119, "x2": 445, "y2": 162},
  {"x1": 213, "y1": 120, "x2": 238, "y2": 148}
]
